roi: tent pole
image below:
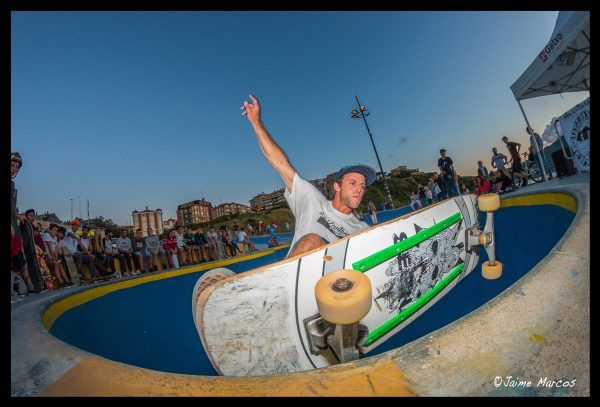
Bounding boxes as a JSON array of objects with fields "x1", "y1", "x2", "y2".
[
  {"x1": 553, "y1": 119, "x2": 574, "y2": 160},
  {"x1": 516, "y1": 100, "x2": 549, "y2": 182}
]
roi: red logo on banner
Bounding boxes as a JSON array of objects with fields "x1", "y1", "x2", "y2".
[{"x1": 539, "y1": 51, "x2": 548, "y2": 62}]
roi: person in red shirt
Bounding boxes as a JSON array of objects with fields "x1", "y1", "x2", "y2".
[
  {"x1": 161, "y1": 229, "x2": 179, "y2": 269},
  {"x1": 11, "y1": 224, "x2": 35, "y2": 294},
  {"x1": 474, "y1": 175, "x2": 491, "y2": 196}
]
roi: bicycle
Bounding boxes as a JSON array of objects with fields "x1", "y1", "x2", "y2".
[{"x1": 508, "y1": 154, "x2": 544, "y2": 187}]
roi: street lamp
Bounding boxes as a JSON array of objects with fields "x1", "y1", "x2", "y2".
[
  {"x1": 351, "y1": 96, "x2": 394, "y2": 210},
  {"x1": 70, "y1": 198, "x2": 73, "y2": 221}
]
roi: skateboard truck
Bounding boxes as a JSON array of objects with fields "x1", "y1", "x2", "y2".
[
  {"x1": 304, "y1": 314, "x2": 369, "y2": 363},
  {"x1": 466, "y1": 194, "x2": 503, "y2": 279},
  {"x1": 307, "y1": 271, "x2": 372, "y2": 363}
]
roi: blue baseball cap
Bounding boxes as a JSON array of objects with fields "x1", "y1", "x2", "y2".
[{"x1": 333, "y1": 164, "x2": 376, "y2": 186}]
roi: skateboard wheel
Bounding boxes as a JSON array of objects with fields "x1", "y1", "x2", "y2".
[
  {"x1": 478, "y1": 193, "x2": 500, "y2": 212},
  {"x1": 481, "y1": 260, "x2": 503, "y2": 280},
  {"x1": 315, "y1": 269, "x2": 372, "y2": 325}
]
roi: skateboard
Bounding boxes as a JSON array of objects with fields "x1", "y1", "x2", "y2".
[
  {"x1": 36, "y1": 245, "x2": 56, "y2": 291},
  {"x1": 62, "y1": 247, "x2": 81, "y2": 286},
  {"x1": 193, "y1": 194, "x2": 501, "y2": 376}
]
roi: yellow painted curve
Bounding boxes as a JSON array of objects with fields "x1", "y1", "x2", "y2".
[{"x1": 500, "y1": 192, "x2": 577, "y2": 213}]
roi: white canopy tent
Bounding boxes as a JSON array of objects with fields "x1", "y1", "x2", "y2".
[{"x1": 510, "y1": 11, "x2": 590, "y2": 180}]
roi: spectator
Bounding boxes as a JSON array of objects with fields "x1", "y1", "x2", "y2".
[
  {"x1": 367, "y1": 200, "x2": 378, "y2": 224},
  {"x1": 526, "y1": 126, "x2": 553, "y2": 180},
  {"x1": 162, "y1": 229, "x2": 179, "y2": 268},
  {"x1": 427, "y1": 177, "x2": 437, "y2": 203},
  {"x1": 491, "y1": 147, "x2": 510, "y2": 178},
  {"x1": 410, "y1": 193, "x2": 421, "y2": 211},
  {"x1": 146, "y1": 227, "x2": 168, "y2": 271},
  {"x1": 437, "y1": 149, "x2": 459, "y2": 198},
  {"x1": 206, "y1": 226, "x2": 220, "y2": 260},
  {"x1": 474, "y1": 175, "x2": 491, "y2": 196},
  {"x1": 193, "y1": 228, "x2": 209, "y2": 263},
  {"x1": 417, "y1": 183, "x2": 428, "y2": 207},
  {"x1": 78, "y1": 225, "x2": 102, "y2": 279},
  {"x1": 235, "y1": 225, "x2": 256, "y2": 253},
  {"x1": 132, "y1": 228, "x2": 149, "y2": 274},
  {"x1": 102, "y1": 229, "x2": 123, "y2": 277},
  {"x1": 424, "y1": 186, "x2": 433, "y2": 205},
  {"x1": 42, "y1": 223, "x2": 71, "y2": 286},
  {"x1": 477, "y1": 160, "x2": 490, "y2": 180},
  {"x1": 267, "y1": 224, "x2": 279, "y2": 247},
  {"x1": 502, "y1": 136, "x2": 526, "y2": 187},
  {"x1": 224, "y1": 225, "x2": 240, "y2": 257},
  {"x1": 11, "y1": 224, "x2": 35, "y2": 295},
  {"x1": 11, "y1": 152, "x2": 23, "y2": 239},
  {"x1": 175, "y1": 225, "x2": 192, "y2": 266},
  {"x1": 460, "y1": 183, "x2": 470, "y2": 194},
  {"x1": 116, "y1": 229, "x2": 136, "y2": 276},
  {"x1": 19, "y1": 209, "x2": 46, "y2": 293},
  {"x1": 184, "y1": 227, "x2": 200, "y2": 264},
  {"x1": 379, "y1": 202, "x2": 386, "y2": 211},
  {"x1": 434, "y1": 173, "x2": 445, "y2": 201}
]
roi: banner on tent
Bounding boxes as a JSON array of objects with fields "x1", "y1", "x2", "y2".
[{"x1": 558, "y1": 97, "x2": 590, "y2": 172}]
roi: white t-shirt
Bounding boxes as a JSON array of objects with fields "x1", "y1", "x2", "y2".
[
  {"x1": 491, "y1": 153, "x2": 508, "y2": 170},
  {"x1": 62, "y1": 228, "x2": 79, "y2": 253},
  {"x1": 284, "y1": 172, "x2": 368, "y2": 251},
  {"x1": 237, "y1": 230, "x2": 248, "y2": 242},
  {"x1": 43, "y1": 232, "x2": 57, "y2": 256}
]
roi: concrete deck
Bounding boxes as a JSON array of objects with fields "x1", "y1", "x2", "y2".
[{"x1": 11, "y1": 174, "x2": 589, "y2": 396}]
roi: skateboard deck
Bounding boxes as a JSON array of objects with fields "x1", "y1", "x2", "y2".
[
  {"x1": 195, "y1": 195, "x2": 481, "y2": 376},
  {"x1": 36, "y1": 246, "x2": 56, "y2": 291},
  {"x1": 62, "y1": 247, "x2": 81, "y2": 286}
]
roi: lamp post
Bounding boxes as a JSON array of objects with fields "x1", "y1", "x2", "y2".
[
  {"x1": 351, "y1": 96, "x2": 394, "y2": 210},
  {"x1": 70, "y1": 198, "x2": 73, "y2": 221}
]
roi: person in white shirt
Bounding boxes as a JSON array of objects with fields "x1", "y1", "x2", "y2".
[
  {"x1": 42, "y1": 223, "x2": 70, "y2": 286},
  {"x1": 491, "y1": 147, "x2": 509, "y2": 178},
  {"x1": 241, "y1": 95, "x2": 376, "y2": 257}
]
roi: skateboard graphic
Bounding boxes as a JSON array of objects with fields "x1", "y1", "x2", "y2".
[
  {"x1": 36, "y1": 245, "x2": 56, "y2": 291},
  {"x1": 193, "y1": 194, "x2": 501, "y2": 376},
  {"x1": 62, "y1": 247, "x2": 81, "y2": 286}
]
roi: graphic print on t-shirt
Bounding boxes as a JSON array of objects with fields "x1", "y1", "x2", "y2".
[{"x1": 317, "y1": 211, "x2": 351, "y2": 239}]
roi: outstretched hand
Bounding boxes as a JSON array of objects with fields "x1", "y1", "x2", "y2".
[{"x1": 240, "y1": 95, "x2": 260, "y2": 124}]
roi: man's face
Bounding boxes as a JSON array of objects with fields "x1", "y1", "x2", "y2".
[
  {"x1": 492, "y1": 148, "x2": 497, "y2": 154},
  {"x1": 57, "y1": 230, "x2": 64, "y2": 239},
  {"x1": 50, "y1": 227, "x2": 58, "y2": 237},
  {"x1": 26, "y1": 212, "x2": 35, "y2": 222},
  {"x1": 82, "y1": 228, "x2": 89, "y2": 237},
  {"x1": 147, "y1": 228, "x2": 153, "y2": 236},
  {"x1": 502, "y1": 138, "x2": 508, "y2": 144},
  {"x1": 11, "y1": 160, "x2": 20, "y2": 178},
  {"x1": 120, "y1": 230, "x2": 127, "y2": 237},
  {"x1": 335, "y1": 172, "x2": 366, "y2": 210},
  {"x1": 136, "y1": 230, "x2": 143, "y2": 238}
]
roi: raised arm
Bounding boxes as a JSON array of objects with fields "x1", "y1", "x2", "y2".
[{"x1": 241, "y1": 95, "x2": 296, "y2": 192}]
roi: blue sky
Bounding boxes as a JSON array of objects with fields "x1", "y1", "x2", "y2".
[{"x1": 11, "y1": 11, "x2": 588, "y2": 225}]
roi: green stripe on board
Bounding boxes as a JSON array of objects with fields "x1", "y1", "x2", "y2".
[
  {"x1": 352, "y1": 212, "x2": 462, "y2": 272},
  {"x1": 363, "y1": 262, "x2": 464, "y2": 347}
]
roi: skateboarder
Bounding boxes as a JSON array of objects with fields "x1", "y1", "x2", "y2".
[{"x1": 241, "y1": 95, "x2": 375, "y2": 257}]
